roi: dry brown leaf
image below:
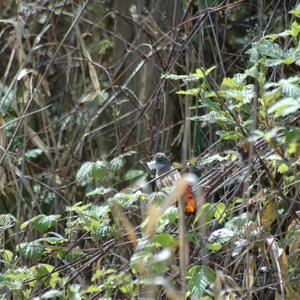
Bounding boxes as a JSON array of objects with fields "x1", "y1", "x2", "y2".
[{"x1": 261, "y1": 200, "x2": 277, "y2": 228}]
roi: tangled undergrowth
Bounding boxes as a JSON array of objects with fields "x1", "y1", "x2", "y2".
[{"x1": 0, "y1": 1, "x2": 300, "y2": 299}]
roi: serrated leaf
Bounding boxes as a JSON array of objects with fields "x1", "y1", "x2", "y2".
[
  {"x1": 278, "y1": 163, "x2": 289, "y2": 174},
  {"x1": 0, "y1": 214, "x2": 15, "y2": 226},
  {"x1": 110, "y1": 156, "x2": 125, "y2": 172},
  {"x1": 191, "y1": 111, "x2": 233, "y2": 125},
  {"x1": 83, "y1": 205, "x2": 110, "y2": 218},
  {"x1": 76, "y1": 162, "x2": 94, "y2": 186},
  {"x1": 93, "y1": 160, "x2": 110, "y2": 181},
  {"x1": 17, "y1": 241, "x2": 44, "y2": 259},
  {"x1": 66, "y1": 202, "x2": 91, "y2": 213},
  {"x1": 254, "y1": 40, "x2": 284, "y2": 59},
  {"x1": 286, "y1": 21, "x2": 300, "y2": 38},
  {"x1": 21, "y1": 214, "x2": 61, "y2": 233},
  {"x1": 161, "y1": 72, "x2": 200, "y2": 83},
  {"x1": 221, "y1": 77, "x2": 240, "y2": 89},
  {"x1": 268, "y1": 97, "x2": 300, "y2": 116},
  {"x1": 186, "y1": 265, "x2": 216, "y2": 298}
]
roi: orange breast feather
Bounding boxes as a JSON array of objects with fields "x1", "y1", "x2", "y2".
[{"x1": 184, "y1": 185, "x2": 197, "y2": 214}]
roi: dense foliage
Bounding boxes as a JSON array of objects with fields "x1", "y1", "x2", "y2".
[{"x1": 0, "y1": 1, "x2": 299, "y2": 299}]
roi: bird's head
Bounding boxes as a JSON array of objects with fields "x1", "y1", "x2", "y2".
[{"x1": 147, "y1": 152, "x2": 171, "y2": 171}]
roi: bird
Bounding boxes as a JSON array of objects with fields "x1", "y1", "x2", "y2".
[{"x1": 147, "y1": 152, "x2": 197, "y2": 214}]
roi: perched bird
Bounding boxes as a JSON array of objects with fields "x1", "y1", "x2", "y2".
[{"x1": 147, "y1": 152, "x2": 197, "y2": 214}]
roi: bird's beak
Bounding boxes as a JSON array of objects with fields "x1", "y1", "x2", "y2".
[{"x1": 147, "y1": 160, "x2": 157, "y2": 170}]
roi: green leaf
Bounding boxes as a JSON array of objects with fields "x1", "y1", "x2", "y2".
[
  {"x1": 21, "y1": 214, "x2": 61, "y2": 233},
  {"x1": 1, "y1": 249, "x2": 13, "y2": 262},
  {"x1": 92, "y1": 268, "x2": 116, "y2": 282},
  {"x1": 207, "y1": 243, "x2": 223, "y2": 252},
  {"x1": 93, "y1": 160, "x2": 110, "y2": 181},
  {"x1": 221, "y1": 77, "x2": 240, "y2": 89},
  {"x1": 76, "y1": 162, "x2": 94, "y2": 186},
  {"x1": 153, "y1": 233, "x2": 177, "y2": 248},
  {"x1": 186, "y1": 265, "x2": 216, "y2": 298},
  {"x1": 194, "y1": 66, "x2": 216, "y2": 78},
  {"x1": 278, "y1": 163, "x2": 289, "y2": 174},
  {"x1": 201, "y1": 98, "x2": 222, "y2": 113},
  {"x1": 17, "y1": 241, "x2": 44, "y2": 259},
  {"x1": 110, "y1": 156, "x2": 125, "y2": 172},
  {"x1": 279, "y1": 77, "x2": 300, "y2": 97},
  {"x1": 83, "y1": 205, "x2": 110, "y2": 219},
  {"x1": 193, "y1": 203, "x2": 214, "y2": 225},
  {"x1": 289, "y1": 5, "x2": 300, "y2": 17},
  {"x1": 208, "y1": 228, "x2": 235, "y2": 244},
  {"x1": 214, "y1": 203, "x2": 226, "y2": 223},
  {"x1": 225, "y1": 212, "x2": 251, "y2": 232},
  {"x1": 66, "y1": 284, "x2": 81, "y2": 300},
  {"x1": 0, "y1": 214, "x2": 15, "y2": 226},
  {"x1": 124, "y1": 169, "x2": 144, "y2": 181},
  {"x1": 253, "y1": 40, "x2": 284, "y2": 59},
  {"x1": 156, "y1": 206, "x2": 178, "y2": 232},
  {"x1": 25, "y1": 148, "x2": 43, "y2": 159},
  {"x1": 191, "y1": 111, "x2": 233, "y2": 125},
  {"x1": 86, "y1": 187, "x2": 113, "y2": 197},
  {"x1": 268, "y1": 97, "x2": 300, "y2": 116},
  {"x1": 41, "y1": 289, "x2": 62, "y2": 299},
  {"x1": 161, "y1": 73, "x2": 201, "y2": 83},
  {"x1": 66, "y1": 201, "x2": 91, "y2": 213},
  {"x1": 286, "y1": 21, "x2": 300, "y2": 38},
  {"x1": 219, "y1": 131, "x2": 241, "y2": 141},
  {"x1": 176, "y1": 88, "x2": 200, "y2": 95},
  {"x1": 80, "y1": 91, "x2": 108, "y2": 104}
]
